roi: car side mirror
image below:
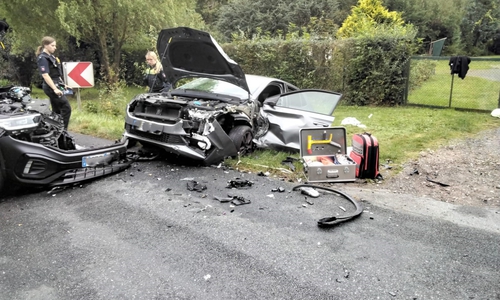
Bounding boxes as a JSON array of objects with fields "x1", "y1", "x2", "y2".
[{"x1": 263, "y1": 95, "x2": 280, "y2": 107}]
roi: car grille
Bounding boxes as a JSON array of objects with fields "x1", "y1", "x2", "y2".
[
  {"x1": 131, "y1": 101, "x2": 183, "y2": 124},
  {"x1": 126, "y1": 125, "x2": 186, "y2": 144}
]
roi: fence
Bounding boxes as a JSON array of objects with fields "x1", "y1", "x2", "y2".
[{"x1": 403, "y1": 56, "x2": 500, "y2": 112}]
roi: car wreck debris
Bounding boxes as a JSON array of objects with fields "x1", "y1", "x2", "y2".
[
  {"x1": 213, "y1": 195, "x2": 251, "y2": 205},
  {"x1": 186, "y1": 180, "x2": 207, "y2": 192},
  {"x1": 292, "y1": 184, "x2": 363, "y2": 227},
  {"x1": 226, "y1": 178, "x2": 254, "y2": 189}
]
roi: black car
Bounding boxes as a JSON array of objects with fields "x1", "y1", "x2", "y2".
[
  {"x1": 0, "y1": 86, "x2": 131, "y2": 194},
  {"x1": 122, "y1": 27, "x2": 342, "y2": 165}
]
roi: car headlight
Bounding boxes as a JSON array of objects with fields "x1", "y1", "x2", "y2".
[{"x1": 0, "y1": 113, "x2": 41, "y2": 131}]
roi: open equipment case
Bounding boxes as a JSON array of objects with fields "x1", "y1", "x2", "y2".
[{"x1": 300, "y1": 127, "x2": 356, "y2": 183}]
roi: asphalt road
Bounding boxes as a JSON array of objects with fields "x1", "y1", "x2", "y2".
[{"x1": 1, "y1": 136, "x2": 500, "y2": 299}]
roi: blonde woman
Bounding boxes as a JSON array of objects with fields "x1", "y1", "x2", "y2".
[
  {"x1": 36, "y1": 36, "x2": 71, "y2": 129},
  {"x1": 143, "y1": 51, "x2": 171, "y2": 93}
]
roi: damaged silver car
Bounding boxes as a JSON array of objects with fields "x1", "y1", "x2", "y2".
[{"x1": 123, "y1": 27, "x2": 341, "y2": 165}]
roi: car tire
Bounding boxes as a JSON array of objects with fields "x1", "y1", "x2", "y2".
[{"x1": 228, "y1": 125, "x2": 254, "y2": 156}]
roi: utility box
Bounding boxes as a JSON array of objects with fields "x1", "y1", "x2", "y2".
[{"x1": 300, "y1": 127, "x2": 356, "y2": 183}]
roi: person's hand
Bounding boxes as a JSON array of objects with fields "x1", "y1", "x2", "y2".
[{"x1": 53, "y1": 88, "x2": 63, "y2": 96}]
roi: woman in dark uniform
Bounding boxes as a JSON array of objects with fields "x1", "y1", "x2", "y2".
[
  {"x1": 144, "y1": 51, "x2": 171, "y2": 93},
  {"x1": 36, "y1": 36, "x2": 71, "y2": 129}
]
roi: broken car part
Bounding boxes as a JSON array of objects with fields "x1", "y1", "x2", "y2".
[
  {"x1": 226, "y1": 178, "x2": 254, "y2": 189},
  {"x1": 213, "y1": 195, "x2": 251, "y2": 205},
  {"x1": 292, "y1": 184, "x2": 364, "y2": 227},
  {"x1": 0, "y1": 86, "x2": 131, "y2": 193},
  {"x1": 299, "y1": 186, "x2": 320, "y2": 198}
]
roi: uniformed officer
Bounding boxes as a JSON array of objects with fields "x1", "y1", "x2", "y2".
[
  {"x1": 144, "y1": 51, "x2": 171, "y2": 93},
  {"x1": 36, "y1": 36, "x2": 71, "y2": 129}
]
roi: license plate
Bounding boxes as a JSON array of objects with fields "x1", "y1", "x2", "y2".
[{"x1": 82, "y1": 152, "x2": 111, "y2": 167}]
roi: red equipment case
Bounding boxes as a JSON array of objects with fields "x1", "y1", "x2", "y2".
[{"x1": 349, "y1": 133, "x2": 380, "y2": 179}]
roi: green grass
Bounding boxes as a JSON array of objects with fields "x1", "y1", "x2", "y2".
[
  {"x1": 331, "y1": 105, "x2": 499, "y2": 167},
  {"x1": 408, "y1": 58, "x2": 500, "y2": 110}
]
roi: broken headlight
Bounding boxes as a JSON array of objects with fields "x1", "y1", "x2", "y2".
[{"x1": 0, "y1": 113, "x2": 41, "y2": 131}]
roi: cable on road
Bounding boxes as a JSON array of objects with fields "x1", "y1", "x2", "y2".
[{"x1": 292, "y1": 184, "x2": 364, "y2": 227}]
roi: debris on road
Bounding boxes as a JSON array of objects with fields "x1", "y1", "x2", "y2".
[
  {"x1": 213, "y1": 195, "x2": 251, "y2": 206},
  {"x1": 186, "y1": 180, "x2": 207, "y2": 192},
  {"x1": 226, "y1": 178, "x2": 254, "y2": 189},
  {"x1": 292, "y1": 184, "x2": 363, "y2": 227}
]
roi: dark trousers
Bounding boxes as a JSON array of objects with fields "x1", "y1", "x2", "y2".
[{"x1": 42, "y1": 83, "x2": 72, "y2": 129}]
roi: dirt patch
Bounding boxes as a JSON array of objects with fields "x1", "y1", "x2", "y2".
[{"x1": 365, "y1": 127, "x2": 500, "y2": 207}]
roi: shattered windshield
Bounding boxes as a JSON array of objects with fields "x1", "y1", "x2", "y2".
[{"x1": 177, "y1": 78, "x2": 248, "y2": 99}]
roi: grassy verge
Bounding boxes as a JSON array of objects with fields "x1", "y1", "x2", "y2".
[{"x1": 408, "y1": 58, "x2": 500, "y2": 110}]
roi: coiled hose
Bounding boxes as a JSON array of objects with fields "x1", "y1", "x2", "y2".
[{"x1": 292, "y1": 184, "x2": 364, "y2": 227}]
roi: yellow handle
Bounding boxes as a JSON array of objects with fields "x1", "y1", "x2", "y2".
[{"x1": 307, "y1": 134, "x2": 333, "y2": 154}]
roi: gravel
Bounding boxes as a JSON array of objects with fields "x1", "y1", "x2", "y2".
[{"x1": 366, "y1": 127, "x2": 500, "y2": 207}]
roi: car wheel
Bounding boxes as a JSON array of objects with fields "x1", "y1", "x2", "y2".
[{"x1": 228, "y1": 125, "x2": 254, "y2": 156}]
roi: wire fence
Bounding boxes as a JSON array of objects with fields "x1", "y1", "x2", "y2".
[{"x1": 404, "y1": 56, "x2": 500, "y2": 112}]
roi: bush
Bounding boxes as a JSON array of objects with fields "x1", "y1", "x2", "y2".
[
  {"x1": 223, "y1": 32, "x2": 418, "y2": 106},
  {"x1": 409, "y1": 59, "x2": 437, "y2": 90}
]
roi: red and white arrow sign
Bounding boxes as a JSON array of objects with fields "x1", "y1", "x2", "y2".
[{"x1": 63, "y1": 62, "x2": 94, "y2": 88}]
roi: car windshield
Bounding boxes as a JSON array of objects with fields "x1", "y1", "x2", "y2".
[
  {"x1": 177, "y1": 78, "x2": 249, "y2": 99},
  {"x1": 276, "y1": 90, "x2": 341, "y2": 115}
]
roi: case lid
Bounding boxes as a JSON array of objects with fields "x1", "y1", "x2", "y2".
[{"x1": 299, "y1": 126, "x2": 347, "y2": 157}]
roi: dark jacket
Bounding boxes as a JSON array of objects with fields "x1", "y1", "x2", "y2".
[
  {"x1": 143, "y1": 65, "x2": 171, "y2": 93},
  {"x1": 37, "y1": 52, "x2": 63, "y2": 83},
  {"x1": 449, "y1": 56, "x2": 471, "y2": 79}
]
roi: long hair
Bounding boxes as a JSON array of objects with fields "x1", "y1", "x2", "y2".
[
  {"x1": 145, "y1": 51, "x2": 163, "y2": 74},
  {"x1": 35, "y1": 36, "x2": 56, "y2": 56}
]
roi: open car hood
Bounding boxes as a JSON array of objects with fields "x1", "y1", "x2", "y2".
[{"x1": 157, "y1": 27, "x2": 250, "y2": 94}]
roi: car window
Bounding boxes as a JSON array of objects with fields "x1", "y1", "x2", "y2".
[
  {"x1": 257, "y1": 83, "x2": 283, "y2": 104},
  {"x1": 285, "y1": 84, "x2": 298, "y2": 92},
  {"x1": 275, "y1": 90, "x2": 341, "y2": 115},
  {"x1": 178, "y1": 78, "x2": 248, "y2": 99}
]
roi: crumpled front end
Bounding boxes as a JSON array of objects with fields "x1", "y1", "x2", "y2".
[{"x1": 123, "y1": 93, "x2": 253, "y2": 165}]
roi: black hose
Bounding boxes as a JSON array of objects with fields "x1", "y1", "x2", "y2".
[{"x1": 292, "y1": 184, "x2": 364, "y2": 227}]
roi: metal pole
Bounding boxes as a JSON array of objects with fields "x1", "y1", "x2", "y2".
[
  {"x1": 449, "y1": 74, "x2": 454, "y2": 108},
  {"x1": 77, "y1": 88, "x2": 81, "y2": 110}
]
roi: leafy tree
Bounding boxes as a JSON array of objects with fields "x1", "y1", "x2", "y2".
[
  {"x1": 1, "y1": 0, "x2": 204, "y2": 85},
  {"x1": 337, "y1": 0, "x2": 407, "y2": 38},
  {"x1": 216, "y1": 0, "x2": 339, "y2": 41},
  {"x1": 385, "y1": 0, "x2": 466, "y2": 55},
  {"x1": 0, "y1": 0, "x2": 64, "y2": 51},
  {"x1": 196, "y1": 0, "x2": 229, "y2": 25},
  {"x1": 460, "y1": 0, "x2": 500, "y2": 54},
  {"x1": 56, "y1": 0, "x2": 204, "y2": 84}
]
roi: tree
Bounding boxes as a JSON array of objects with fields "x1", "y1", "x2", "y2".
[
  {"x1": 56, "y1": 0, "x2": 204, "y2": 85},
  {"x1": 196, "y1": 0, "x2": 229, "y2": 26},
  {"x1": 216, "y1": 0, "x2": 339, "y2": 41},
  {"x1": 0, "y1": 0, "x2": 64, "y2": 51},
  {"x1": 1, "y1": 0, "x2": 204, "y2": 85},
  {"x1": 460, "y1": 0, "x2": 500, "y2": 54},
  {"x1": 337, "y1": 0, "x2": 408, "y2": 38},
  {"x1": 385, "y1": 0, "x2": 466, "y2": 54}
]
